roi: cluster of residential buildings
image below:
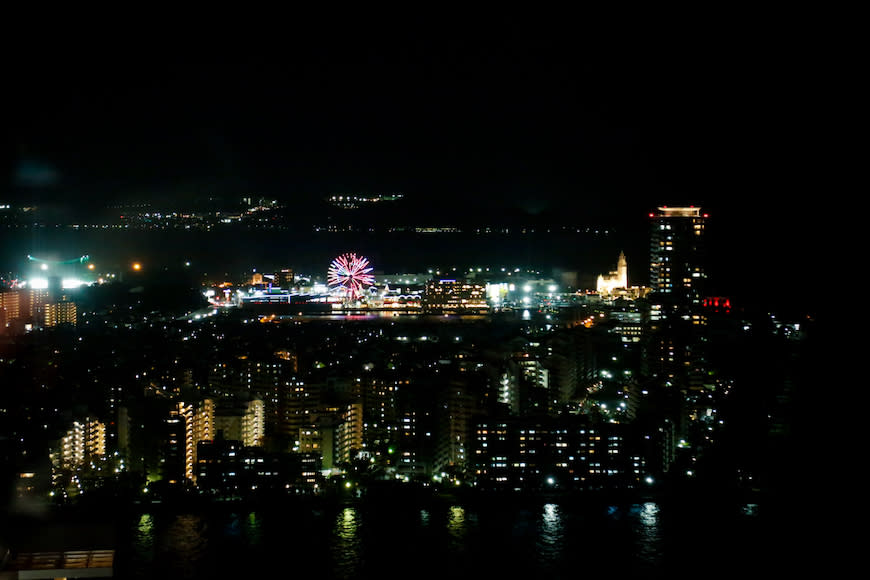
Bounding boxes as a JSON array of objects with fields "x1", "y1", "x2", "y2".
[{"x1": 0, "y1": 283, "x2": 77, "y2": 332}]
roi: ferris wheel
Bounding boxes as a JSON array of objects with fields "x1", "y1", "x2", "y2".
[{"x1": 327, "y1": 253, "x2": 375, "y2": 300}]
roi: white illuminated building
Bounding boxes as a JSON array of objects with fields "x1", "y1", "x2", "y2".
[
  {"x1": 49, "y1": 417, "x2": 107, "y2": 492},
  {"x1": 597, "y1": 252, "x2": 628, "y2": 296},
  {"x1": 242, "y1": 399, "x2": 265, "y2": 447}
]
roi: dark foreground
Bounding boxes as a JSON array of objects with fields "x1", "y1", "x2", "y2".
[{"x1": 1, "y1": 482, "x2": 823, "y2": 580}]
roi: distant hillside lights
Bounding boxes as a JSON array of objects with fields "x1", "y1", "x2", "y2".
[{"x1": 326, "y1": 193, "x2": 404, "y2": 209}]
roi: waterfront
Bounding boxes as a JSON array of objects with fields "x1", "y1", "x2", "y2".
[
  {"x1": 2, "y1": 488, "x2": 813, "y2": 580},
  {"x1": 0, "y1": 225, "x2": 639, "y2": 286},
  {"x1": 0, "y1": 219, "x2": 790, "y2": 314}
]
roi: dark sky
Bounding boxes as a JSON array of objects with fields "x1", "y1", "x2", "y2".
[
  {"x1": 5, "y1": 17, "x2": 839, "y2": 288},
  {"x1": 6, "y1": 22, "x2": 826, "y2": 211}
]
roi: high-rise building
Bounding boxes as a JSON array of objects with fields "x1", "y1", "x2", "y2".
[
  {"x1": 276, "y1": 379, "x2": 321, "y2": 443},
  {"x1": 44, "y1": 299, "x2": 77, "y2": 327},
  {"x1": 195, "y1": 399, "x2": 216, "y2": 444},
  {"x1": 213, "y1": 398, "x2": 265, "y2": 448},
  {"x1": 164, "y1": 399, "x2": 218, "y2": 485},
  {"x1": 0, "y1": 290, "x2": 20, "y2": 331},
  {"x1": 49, "y1": 417, "x2": 106, "y2": 490},
  {"x1": 644, "y1": 207, "x2": 711, "y2": 444},
  {"x1": 335, "y1": 402, "x2": 364, "y2": 465},
  {"x1": 166, "y1": 402, "x2": 195, "y2": 484},
  {"x1": 433, "y1": 382, "x2": 474, "y2": 474},
  {"x1": 0, "y1": 288, "x2": 50, "y2": 330},
  {"x1": 649, "y1": 206, "x2": 707, "y2": 310},
  {"x1": 242, "y1": 399, "x2": 265, "y2": 447}
]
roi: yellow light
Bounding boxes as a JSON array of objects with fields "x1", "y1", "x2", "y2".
[
  {"x1": 88, "y1": 263, "x2": 95, "y2": 270},
  {"x1": 132, "y1": 263, "x2": 142, "y2": 271}
]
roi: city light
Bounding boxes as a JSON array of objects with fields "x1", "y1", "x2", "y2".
[
  {"x1": 0, "y1": 24, "x2": 821, "y2": 575},
  {"x1": 327, "y1": 253, "x2": 375, "y2": 301}
]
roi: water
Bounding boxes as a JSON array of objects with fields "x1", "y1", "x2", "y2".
[
  {"x1": 0, "y1": 227, "x2": 630, "y2": 286},
  {"x1": 100, "y1": 496, "x2": 795, "y2": 579}
]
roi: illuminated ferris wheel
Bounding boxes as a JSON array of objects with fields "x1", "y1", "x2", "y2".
[{"x1": 327, "y1": 252, "x2": 375, "y2": 301}]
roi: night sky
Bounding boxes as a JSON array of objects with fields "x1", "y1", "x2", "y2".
[{"x1": 4, "y1": 19, "x2": 835, "y2": 304}]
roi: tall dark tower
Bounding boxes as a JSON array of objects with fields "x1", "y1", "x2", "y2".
[
  {"x1": 649, "y1": 206, "x2": 707, "y2": 310},
  {"x1": 643, "y1": 207, "x2": 711, "y2": 444}
]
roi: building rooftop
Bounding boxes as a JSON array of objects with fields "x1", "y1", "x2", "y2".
[{"x1": 653, "y1": 206, "x2": 703, "y2": 217}]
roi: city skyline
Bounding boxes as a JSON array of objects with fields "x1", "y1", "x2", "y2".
[
  {"x1": 4, "y1": 23, "x2": 830, "y2": 325},
  {"x1": 0, "y1": 16, "x2": 832, "y2": 578},
  {"x1": 0, "y1": 198, "x2": 810, "y2": 319}
]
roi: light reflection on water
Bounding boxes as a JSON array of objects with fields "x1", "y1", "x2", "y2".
[
  {"x1": 447, "y1": 505, "x2": 466, "y2": 541},
  {"x1": 244, "y1": 511, "x2": 262, "y2": 545},
  {"x1": 161, "y1": 514, "x2": 208, "y2": 580},
  {"x1": 636, "y1": 502, "x2": 661, "y2": 565},
  {"x1": 331, "y1": 507, "x2": 362, "y2": 579},
  {"x1": 135, "y1": 513, "x2": 153, "y2": 551},
  {"x1": 118, "y1": 498, "x2": 765, "y2": 579},
  {"x1": 127, "y1": 513, "x2": 155, "y2": 580},
  {"x1": 537, "y1": 503, "x2": 564, "y2": 568}
]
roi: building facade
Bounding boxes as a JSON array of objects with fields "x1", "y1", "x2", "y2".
[
  {"x1": 472, "y1": 417, "x2": 646, "y2": 492},
  {"x1": 649, "y1": 206, "x2": 707, "y2": 309},
  {"x1": 597, "y1": 251, "x2": 628, "y2": 296},
  {"x1": 423, "y1": 279, "x2": 488, "y2": 313}
]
